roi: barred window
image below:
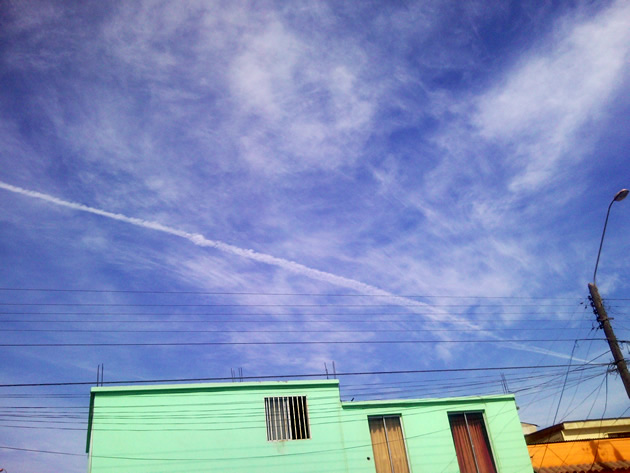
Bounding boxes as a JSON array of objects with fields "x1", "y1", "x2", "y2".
[{"x1": 264, "y1": 396, "x2": 310, "y2": 441}]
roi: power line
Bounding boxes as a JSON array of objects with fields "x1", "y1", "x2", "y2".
[
  {"x1": 0, "y1": 378, "x2": 602, "y2": 431},
  {"x1": 0, "y1": 310, "x2": 585, "y2": 316},
  {"x1": 0, "y1": 368, "x2": 607, "y2": 434},
  {"x1": 0, "y1": 444, "x2": 84, "y2": 457},
  {"x1": 0, "y1": 310, "x2": 590, "y2": 316},
  {"x1": 0, "y1": 362, "x2": 608, "y2": 387},
  {"x1": 0, "y1": 338, "x2": 613, "y2": 348},
  {"x1": 0, "y1": 287, "x2": 588, "y2": 299},
  {"x1": 2, "y1": 365, "x2": 598, "y2": 408},
  {"x1": 0, "y1": 302, "x2": 590, "y2": 307},
  {"x1": 0, "y1": 316, "x2": 590, "y2": 323},
  {"x1": 0, "y1": 327, "x2": 592, "y2": 333},
  {"x1": 1, "y1": 365, "x2": 599, "y2": 404},
  {"x1": 0, "y1": 407, "x2": 574, "y2": 464}
]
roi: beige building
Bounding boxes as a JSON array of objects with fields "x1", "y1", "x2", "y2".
[
  {"x1": 522, "y1": 422, "x2": 538, "y2": 436},
  {"x1": 526, "y1": 418, "x2": 630, "y2": 444}
]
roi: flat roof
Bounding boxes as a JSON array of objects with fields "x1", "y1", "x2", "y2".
[
  {"x1": 341, "y1": 394, "x2": 515, "y2": 409},
  {"x1": 90, "y1": 378, "x2": 340, "y2": 395},
  {"x1": 525, "y1": 417, "x2": 630, "y2": 444}
]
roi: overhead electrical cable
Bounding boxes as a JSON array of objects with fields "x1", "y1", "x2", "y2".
[
  {"x1": 0, "y1": 302, "x2": 592, "y2": 307},
  {"x1": 0, "y1": 310, "x2": 583, "y2": 315},
  {"x1": 0, "y1": 287, "x2": 590, "y2": 299},
  {"x1": 0, "y1": 327, "x2": 592, "y2": 333},
  {"x1": 0, "y1": 362, "x2": 609, "y2": 387},
  {"x1": 0, "y1": 337, "x2": 616, "y2": 347}
]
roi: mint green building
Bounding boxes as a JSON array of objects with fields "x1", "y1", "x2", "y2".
[{"x1": 86, "y1": 380, "x2": 532, "y2": 473}]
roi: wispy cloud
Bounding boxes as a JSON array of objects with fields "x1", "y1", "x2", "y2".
[
  {"x1": 474, "y1": 0, "x2": 630, "y2": 191},
  {"x1": 226, "y1": 15, "x2": 376, "y2": 171}
]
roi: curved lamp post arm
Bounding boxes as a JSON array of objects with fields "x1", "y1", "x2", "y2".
[
  {"x1": 593, "y1": 199, "x2": 615, "y2": 285},
  {"x1": 593, "y1": 189, "x2": 629, "y2": 284}
]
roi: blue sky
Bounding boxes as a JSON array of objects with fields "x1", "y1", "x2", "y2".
[{"x1": 1, "y1": 1, "x2": 629, "y2": 471}]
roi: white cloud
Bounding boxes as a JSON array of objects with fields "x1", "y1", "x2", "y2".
[
  {"x1": 227, "y1": 14, "x2": 376, "y2": 171},
  {"x1": 474, "y1": 0, "x2": 630, "y2": 191}
]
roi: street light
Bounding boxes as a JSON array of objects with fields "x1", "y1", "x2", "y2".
[
  {"x1": 593, "y1": 188, "x2": 629, "y2": 284},
  {"x1": 588, "y1": 188, "x2": 630, "y2": 398}
]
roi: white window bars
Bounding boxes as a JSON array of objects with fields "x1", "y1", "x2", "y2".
[{"x1": 264, "y1": 396, "x2": 310, "y2": 441}]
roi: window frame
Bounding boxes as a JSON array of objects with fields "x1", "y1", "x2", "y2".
[
  {"x1": 264, "y1": 395, "x2": 311, "y2": 441},
  {"x1": 448, "y1": 410, "x2": 497, "y2": 473},
  {"x1": 367, "y1": 414, "x2": 412, "y2": 473}
]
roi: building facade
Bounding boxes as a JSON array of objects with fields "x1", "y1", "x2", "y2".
[
  {"x1": 527, "y1": 418, "x2": 630, "y2": 473},
  {"x1": 526, "y1": 418, "x2": 630, "y2": 444},
  {"x1": 86, "y1": 379, "x2": 532, "y2": 473},
  {"x1": 528, "y1": 437, "x2": 630, "y2": 473}
]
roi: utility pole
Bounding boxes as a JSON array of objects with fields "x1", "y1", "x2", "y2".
[
  {"x1": 589, "y1": 188, "x2": 630, "y2": 399},
  {"x1": 588, "y1": 282, "x2": 630, "y2": 398}
]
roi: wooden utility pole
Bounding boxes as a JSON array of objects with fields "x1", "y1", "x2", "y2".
[
  {"x1": 588, "y1": 282, "x2": 630, "y2": 398},
  {"x1": 589, "y1": 189, "x2": 630, "y2": 398}
]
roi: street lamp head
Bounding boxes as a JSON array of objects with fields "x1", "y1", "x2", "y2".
[{"x1": 614, "y1": 189, "x2": 629, "y2": 202}]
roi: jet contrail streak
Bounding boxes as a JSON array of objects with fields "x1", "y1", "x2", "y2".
[
  {"x1": 0, "y1": 181, "x2": 432, "y2": 311},
  {"x1": 1, "y1": 180, "x2": 577, "y2": 361}
]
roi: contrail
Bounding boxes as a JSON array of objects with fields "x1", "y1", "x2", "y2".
[
  {"x1": 0, "y1": 180, "x2": 426, "y2": 309},
  {"x1": 0, "y1": 181, "x2": 576, "y2": 361},
  {"x1": 504, "y1": 342, "x2": 589, "y2": 363}
]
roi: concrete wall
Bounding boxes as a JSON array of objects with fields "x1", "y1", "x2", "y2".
[
  {"x1": 87, "y1": 380, "x2": 532, "y2": 473},
  {"x1": 529, "y1": 437, "x2": 630, "y2": 470},
  {"x1": 340, "y1": 397, "x2": 532, "y2": 473},
  {"x1": 88, "y1": 380, "x2": 349, "y2": 473}
]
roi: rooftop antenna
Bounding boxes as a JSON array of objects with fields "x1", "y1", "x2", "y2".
[
  {"x1": 96, "y1": 364, "x2": 104, "y2": 387},
  {"x1": 500, "y1": 373, "x2": 509, "y2": 394}
]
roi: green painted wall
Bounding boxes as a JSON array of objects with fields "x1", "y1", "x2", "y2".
[{"x1": 87, "y1": 380, "x2": 532, "y2": 473}]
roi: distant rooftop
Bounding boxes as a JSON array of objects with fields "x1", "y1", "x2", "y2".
[{"x1": 526, "y1": 418, "x2": 630, "y2": 445}]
